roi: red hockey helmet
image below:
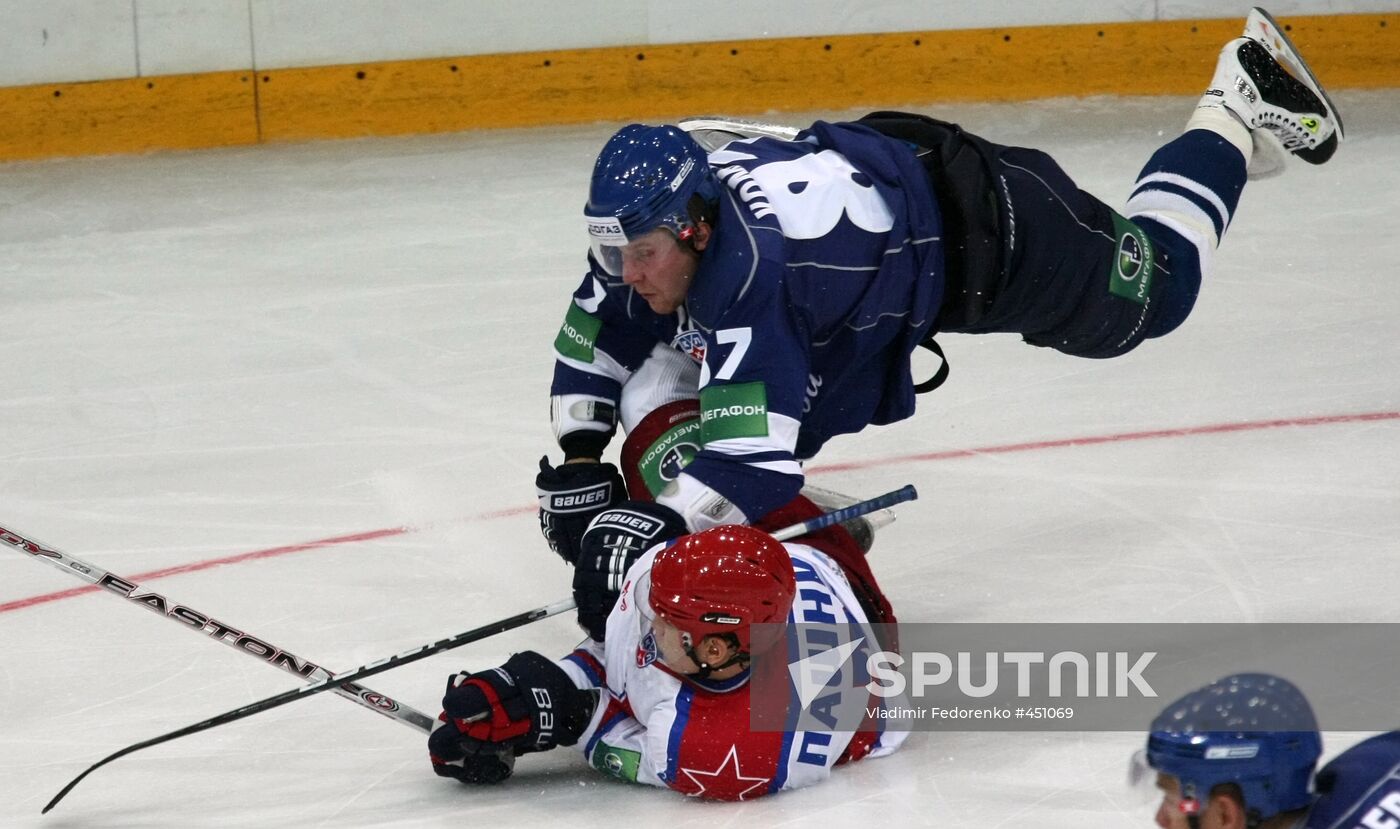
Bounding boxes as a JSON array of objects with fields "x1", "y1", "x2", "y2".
[{"x1": 648, "y1": 524, "x2": 796, "y2": 656}]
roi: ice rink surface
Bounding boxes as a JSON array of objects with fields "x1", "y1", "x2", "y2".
[{"x1": 2, "y1": 89, "x2": 1398, "y2": 827}]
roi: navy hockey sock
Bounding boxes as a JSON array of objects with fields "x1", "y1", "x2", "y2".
[
  {"x1": 1124, "y1": 130, "x2": 1248, "y2": 338},
  {"x1": 1127, "y1": 129, "x2": 1248, "y2": 248}
]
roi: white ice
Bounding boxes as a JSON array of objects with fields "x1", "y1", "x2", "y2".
[{"x1": 2, "y1": 90, "x2": 1398, "y2": 827}]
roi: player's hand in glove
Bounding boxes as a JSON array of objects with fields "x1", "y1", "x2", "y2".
[
  {"x1": 428, "y1": 718, "x2": 518, "y2": 784},
  {"x1": 536, "y1": 456, "x2": 625, "y2": 565},
  {"x1": 427, "y1": 651, "x2": 596, "y2": 785},
  {"x1": 574, "y1": 501, "x2": 687, "y2": 642}
]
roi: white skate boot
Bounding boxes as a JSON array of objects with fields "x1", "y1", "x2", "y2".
[
  {"x1": 1242, "y1": 6, "x2": 1346, "y2": 165},
  {"x1": 1200, "y1": 10, "x2": 1343, "y2": 166}
]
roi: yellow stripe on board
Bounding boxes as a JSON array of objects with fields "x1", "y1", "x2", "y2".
[
  {"x1": 0, "y1": 14, "x2": 1394, "y2": 162},
  {"x1": 0, "y1": 71, "x2": 257, "y2": 162}
]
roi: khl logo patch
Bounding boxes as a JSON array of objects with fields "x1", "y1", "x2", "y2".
[{"x1": 673, "y1": 330, "x2": 707, "y2": 365}]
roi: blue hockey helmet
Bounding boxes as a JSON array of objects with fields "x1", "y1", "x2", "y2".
[
  {"x1": 1144, "y1": 673, "x2": 1322, "y2": 823},
  {"x1": 1305, "y1": 731, "x2": 1400, "y2": 829},
  {"x1": 583, "y1": 124, "x2": 718, "y2": 282}
]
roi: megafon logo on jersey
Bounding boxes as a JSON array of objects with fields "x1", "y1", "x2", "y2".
[{"x1": 638, "y1": 420, "x2": 700, "y2": 491}]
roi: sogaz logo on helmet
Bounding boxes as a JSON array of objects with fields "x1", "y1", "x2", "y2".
[{"x1": 586, "y1": 216, "x2": 627, "y2": 244}]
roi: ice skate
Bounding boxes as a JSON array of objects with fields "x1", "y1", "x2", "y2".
[
  {"x1": 1200, "y1": 16, "x2": 1343, "y2": 165},
  {"x1": 1243, "y1": 6, "x2": 1346, "y2": 164}
]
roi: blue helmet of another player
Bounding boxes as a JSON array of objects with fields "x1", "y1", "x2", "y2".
[
  {"x1": 583, "y1": 124, "x2": 719, "y2": 283},
  {"x1": 1145, "y1": 673, "x2": 1322, "y2": 823},
  {"x1": 1304, "y1": 731, "x2": 1400, "y2": 829}
]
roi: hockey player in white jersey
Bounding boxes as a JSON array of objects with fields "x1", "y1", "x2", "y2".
[
  {"x1": 536, "y1": 7, "x2": 1346, "y2": 561},
  {"x1": 427, "y1": 516, "x2": 905, "y2": 799}
]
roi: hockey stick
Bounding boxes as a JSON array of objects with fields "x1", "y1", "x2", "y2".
[
  {"x1": 771, "y1": 484, "x2": 915, "y2": 542},
  {"x1": 41, "y1": 484, "x2": 917, "y2": 813},
  {"x1": 0, "y1": 524, "x2": 437, "y2": 734}
]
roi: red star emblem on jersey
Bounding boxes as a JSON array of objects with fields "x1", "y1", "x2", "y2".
[{"x1": 676, "y1": 744, "x2": 770, "y2": 800}]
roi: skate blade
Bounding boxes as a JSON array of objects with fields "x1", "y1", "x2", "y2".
[{"x1": 1244, "y1": 7, "x2": 1346, "y2": 142}]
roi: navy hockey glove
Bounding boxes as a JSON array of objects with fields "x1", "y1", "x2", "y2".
[
  {"x1": 428, "y1": 718, "x2": 517, "y2": 784},
  {"x1": 574, "y1": 501, "x2": 687, "y2": 642},
  {"x1": 430, "y1": 651, "x2": 595, "y2": 773},
  {"x1": 536, "y1": 456, "x2": 625, "y2": 565}
]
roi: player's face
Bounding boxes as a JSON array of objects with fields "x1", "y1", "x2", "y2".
[
  {"x1": 1153, "y1": 774, "x2": 1240, "y2": 829},
  {"x1": 1154, "y1": 775, "x2": 1193, "y2": 829},
  {"x1": 650, "y1": 616, "x2": 703, "y2": 673},
  {"x1": 618, "y1": 226, "x2": 707, "y2": 314}
]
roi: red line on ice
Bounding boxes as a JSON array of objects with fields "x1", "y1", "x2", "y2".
[
  {"x1": 806, "y1": 409, "x2": 1400, "y2": 474},
  {"x1": 4, "y1": 409, "x2": 1396, "y2": 615}
]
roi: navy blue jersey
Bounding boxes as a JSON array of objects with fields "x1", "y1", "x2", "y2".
[{"x1": 551, "y1": 121, "x2": 945, "y2": 521}]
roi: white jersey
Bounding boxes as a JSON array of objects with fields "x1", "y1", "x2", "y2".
[{"x1": 556, "y1": 541, "x2": 907, "y2": 800}]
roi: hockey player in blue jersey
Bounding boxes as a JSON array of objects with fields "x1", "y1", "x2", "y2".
[
  {"x1": 536, "y1": 9, "x2": 1346, "y2": 601},
  {"x1": 1304, "y1": 731, "x2": 1400, "y2": 829},
  {"x1": 1135, "y1": 673, "x2": 1323, "y2": 829},
  {"x1": 1135, "y1": 673, "x2": 1400, "y2": 829}
]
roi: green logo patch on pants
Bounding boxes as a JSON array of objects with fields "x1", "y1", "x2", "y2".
[{"x1": 1107, "y1": 213, "x2": 1155, "y2": 306}]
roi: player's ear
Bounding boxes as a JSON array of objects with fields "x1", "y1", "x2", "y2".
[
  {"x1": 1207, "y1": 788, "x2": 1247, "y2": 829},
  {"x1": 691, "y1": 220, "x2": 712, "y2": 252}
]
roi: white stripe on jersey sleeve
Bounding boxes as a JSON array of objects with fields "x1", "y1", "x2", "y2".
[
  {"x1": 701, "y1": 410, "x2": 801, "y2": 456},
  {"x1": 553, "y1": 344, "x2": 632, "y2": 386}
]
